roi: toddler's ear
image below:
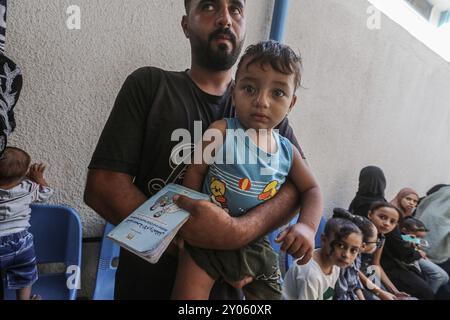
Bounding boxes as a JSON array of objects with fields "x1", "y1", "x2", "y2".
[
  {"x1": 231, "y1": 84, "x2": 236, "y2": 105},
  {"x1": 289, "y1": 95, "x2": 297, "y2": 111}
]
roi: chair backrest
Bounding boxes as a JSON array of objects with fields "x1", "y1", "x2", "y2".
[
  {"x1": 2, "y1": 204, "x2": 82, "y2": 300},
  {"x1": 92, "y1": 222, "x2": 120, "y2": 300},
  {"x1": 30, "y1": 204, "x2": 82, "y2": 300},
  {"x1": 29, "y1": 204, "x2": 82, "y2": 267},
  {"x1": 314, "y1": 216, "x2": 327, "y2": 248}
]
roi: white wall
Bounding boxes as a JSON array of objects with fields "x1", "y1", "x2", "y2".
[
  {"x1": 5, "y1": 0, "x2": 450, "y2": 298},
  {"x1": 6, "y1": 0, "x2": 273, "y2": 298},
  {"x1": 284, "y1": 0, "x2": 450, "y2": 214}
]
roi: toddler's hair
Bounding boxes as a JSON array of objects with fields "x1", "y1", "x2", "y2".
[
  {"x1": 323, "y1": 216, "x2": 362, "y2": 254},
  {"x1": 0, "y1": 146, "x2": 31, "y2": 185},
  {"x1": 236, "y1": 40, "x2": 302, "y2": 90},
  {"x1": 401, "y1": 217, "x2": 429, "y2": 233},
  {"x1": 333, "y1": 208, "x2": 377, "y2": 243}
]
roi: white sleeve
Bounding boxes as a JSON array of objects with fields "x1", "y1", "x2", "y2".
[
  {"x1": 36, "y1": 185, "x2": 54, "y2": 202},
  {"x1": 30, "y1": 181, "x2": 54, "y2": 202},
  {"x1": 296, "y1": 277, "x2": 320, "y2": 300},
  {"x1": 282, "y1": 265, "x2": 320, "y2": 300}
]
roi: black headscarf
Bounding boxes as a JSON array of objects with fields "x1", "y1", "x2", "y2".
[{"x1": 349, "y1": 166, "x2": 387, "y2": 217}]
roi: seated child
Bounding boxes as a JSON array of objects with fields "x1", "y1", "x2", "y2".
[
  {"x1": 401, "y1": 217, "x2": 449, "y2": 294},
  {"x1": 171, "y1": 40, "x2": 323, "y2": 300},
  {"x1": 365, "y1": 202, "x2": 426, "y2": 299},
  {"x1": 0, "y1": 147, "x2": 54, "y2": 300},
  {"x1": 282, "y1": 216, "x2": 362, "y2": 300},
  {"x1": 332, "y1": 208, "x2": 378, "y2": 300}
]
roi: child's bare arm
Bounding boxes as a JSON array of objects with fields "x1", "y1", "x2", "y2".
[
  {"x1": 358, "y1": 271, "x2": 396, "y2": 300},
  {"x1": 182, "y1": 162, "x2": 209, "y2": 192},
  {"x1": 182, "y1": 120, "x2": 226, "y2": 191},
  {"x1": 27, "y1": 163, "x2": 49, "y2": 187},
  {"x1": 356, "y1": 288, "x2": 366, "y2": 300},
  {"x1": 276, "y1": 147, "x2": 323, "y2": 264},
  {"x1": 372, "y1": 245, "x2": 409, "y2": 296}
]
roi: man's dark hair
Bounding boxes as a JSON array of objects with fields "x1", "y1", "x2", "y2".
[
  {"x1": 185, "y1": 0, "x2": 246, "y2": 14},
  {"x1": 236, "y1": 40, "x2": 303, "y2": 90},
  {"x1": 0, "y1": 146, "x2": 31, "y2": 185},
  {"x1": 401, "y1": 217, "x2": 429, "y2": 232}
]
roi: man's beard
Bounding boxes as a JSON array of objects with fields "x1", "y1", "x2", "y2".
[{"x1": 191, "y1": 28, "x2": 244, "y2": 71}]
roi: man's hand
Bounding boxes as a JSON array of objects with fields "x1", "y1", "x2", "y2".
[
  {"x1": 275, "y1": 223, "x2": 315, "y2": 265},
  {"x1": 174, "y1": 195, "x2": 240, "y2": 250}
]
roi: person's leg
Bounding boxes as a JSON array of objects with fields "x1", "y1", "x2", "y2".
[
  {"x1": 171, "y1": 249, "x2": 215, "y2": 300},
  {"x1": 362, "y1": 288, "x2": 381, "y2": 300},
  {"x1": 209, "y1": 281, "x2": 242, "y2": 300},
  {"x1": 243, "y1": 278, "x2": 282, "y2": 300},
  {"x1": 7, "y1": 232, "x2": 38, "y2": 299},
  {"x1": 0, "y1": 275, "x2": 3, "y2": 300},
  {"x1": 419, "y1": 258, "x2": 449, "y2": 294},
  {"x1": 239, "y1": 241, "x2": 282, "y2": 300},
  {"x1": 114, "y1": 248, "x2": 178, "y2": 300},
  {"x1": 16, "y1": 286, "x2": 32, "y2": 300},
  {"x1": 437, "y1": 258, "x2": 450, "y2": 276},
  {"x1": 386, "y1": 268, "x2": 435, "y2": 300}
]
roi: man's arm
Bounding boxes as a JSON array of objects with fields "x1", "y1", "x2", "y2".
[
  {"x1": 84, "y1": 169, "x2": 147, "y2": 226},
  {"x1": 84, "y1": 69, "x2": 152, "y2": 225},
  {"x1": 176, "y1": 179, "x2": 300, "y2": 250},
  {"x1": 177, "y1": 120, "x2": 313, "y2": 250}
]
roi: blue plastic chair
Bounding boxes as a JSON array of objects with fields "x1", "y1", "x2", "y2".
[
  {"x1": 92, "y1": 222, "x2": 120, "y2": 300},
  {"x1": 314, "y1": 216, "x2": 327, "y2": 248},
  {"x1": 3, "y1": 204, "x2": 82, "y2": 300},
  {"x1": 269, "y1": 215, "x2": 327, "y2": 276}
]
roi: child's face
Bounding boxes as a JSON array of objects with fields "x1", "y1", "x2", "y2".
[
  {"x1": 368, "y1": 207, "x2": 399, "y2": 234},
  {"x1": 409, "y1": 230, "x2": 427, "y2": 239},
  {"x1": 400, "y1": 193, "x2": 419, "y2": 215},
  {"x1": 233, "y1": 57, "x2": 297, "y2": 130},
  {"x1": 361, "y1": 226, "x2": 379, "y2": 254},
  {"x1": 323, "y1": 232, "x2": 362, "y2": 268}
]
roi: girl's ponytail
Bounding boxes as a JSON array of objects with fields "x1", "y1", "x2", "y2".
[{"x1": 333, "y1": 207, "x2": 356, "y2": 220}]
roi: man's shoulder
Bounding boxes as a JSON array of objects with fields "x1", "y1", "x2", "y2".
[{"x1": 128, "y1": 66, "x2": 187, "y2": 83}]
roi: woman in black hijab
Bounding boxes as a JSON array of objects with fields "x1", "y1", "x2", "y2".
[{"x1": 349, "y1": 166, "x2": 387, "y2": 217}]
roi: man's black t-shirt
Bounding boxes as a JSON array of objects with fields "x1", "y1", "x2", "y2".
[{"x1": 89, "y1": 67, "x2": 304, "y2": 300}]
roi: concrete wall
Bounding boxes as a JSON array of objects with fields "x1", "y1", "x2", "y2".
[
  {"x1": 5, "y1": 0, "x2": 450, "y2": 298},
  {"x1": 6, "y1": 0, "x2": 273, "y2": 298},
  {"x1": 284, "y1": 0, "x2": 450, "y2": 213}
]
